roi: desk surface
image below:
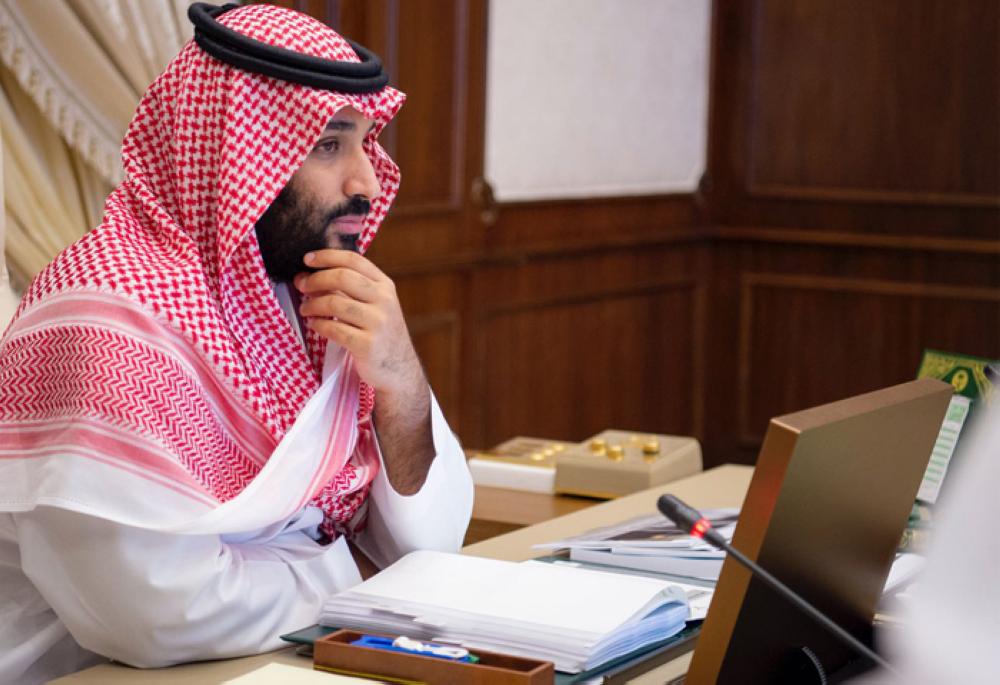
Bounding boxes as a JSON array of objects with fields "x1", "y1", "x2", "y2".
[
  {"x1": 472, "y1": 485, "x2": 598, "y2": 528},
  {"x1": 52, "y1": 465, "x2": 754, "y2": 684},
  {"x1": 464, "y1": 485, "x2": 599, "y2": 544},
  {"x1": 465, "y1": 464, "x2": 752, "y2": 561}
]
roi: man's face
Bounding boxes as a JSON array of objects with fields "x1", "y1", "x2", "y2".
[{"x1": 254, "y1": 107, "x2": 381, "y2": 284}]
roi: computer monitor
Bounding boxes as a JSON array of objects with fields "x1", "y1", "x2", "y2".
[{"x1": 686, "y1": 378, "x2": 952, "y2": 684}]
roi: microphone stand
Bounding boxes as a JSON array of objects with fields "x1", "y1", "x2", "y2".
[{"x1": 657, "y1": 494, "x2": 899, "y2": 680}]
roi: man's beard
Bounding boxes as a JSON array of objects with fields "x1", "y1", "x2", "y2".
[{"x1": 254, "y1": 183, "x2": 370, "y2": 284}]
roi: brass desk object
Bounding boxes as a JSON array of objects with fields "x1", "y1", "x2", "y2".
[{"x1": 554, "y1": 429, "x2": 702, "y2": 499}]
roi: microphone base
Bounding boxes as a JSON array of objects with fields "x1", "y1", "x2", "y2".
[
  {"x1": 774, "y1": 645, "x2": 879, "y2": 685},
  {"x1": 777, "y1": 646, "x2": 827, "y2": 685},
  {"x1": 827, "y1": 654, "x2": 880, "y2": 683}
]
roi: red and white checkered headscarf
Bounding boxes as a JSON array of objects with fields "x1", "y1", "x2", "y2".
[{"x1": 0, "y1": 5, "x2": 404, "y2": 538}]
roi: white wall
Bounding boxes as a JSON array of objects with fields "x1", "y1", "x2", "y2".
[{"x1": 485, "y1": 0, "x2": 712, "y2": 201}]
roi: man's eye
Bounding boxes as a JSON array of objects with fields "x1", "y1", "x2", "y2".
[{"x1": 315, "y1": 139, "x2": 340, "y2": 154}]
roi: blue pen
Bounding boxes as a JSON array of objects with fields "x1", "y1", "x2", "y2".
[{"x1": 351, "y1": 635, "x2": 480, "y2": 663}]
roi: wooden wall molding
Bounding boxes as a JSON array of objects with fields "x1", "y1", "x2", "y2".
[
  {"x1": 379, "y1": 228, "x2": 710, "y2": 279},
  {"x1": 691, "y1": 280, "x2": 707, "y2": 440},
  {"x1": 489, "y1": 194, "x2": 702, "y2": 252},
  {"x1": 480, "y1": 278, "x2": 701, "y2": 318},
  {"x1": 443, "y1": 0, "x2": 470, "y2": 211},
  {"x1": 736, "y1": 272, "x2": 1000, "y2": 445},
  {"x1": 715, "y1": 227, "x2": 1000, "y2": 255},
  {"x1": 407, "y1": 310, "x2": 461, "y2": 337},
  {"x1": 740, "y1": 273, "x2": 1000, "y2": 303},
  {"x1": 390, "y1": 202, "x2": 471, "y2": 219},
  {"x1": 744, "y1": 184, "x2": 1000, "y2": 210}
]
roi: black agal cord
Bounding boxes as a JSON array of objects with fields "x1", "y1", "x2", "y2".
[{"x1": 188, "y1": 3, "x2": 389, "y2": 93}]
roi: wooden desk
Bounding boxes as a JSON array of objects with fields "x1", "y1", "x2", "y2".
[
  {"x1": 466, "y1": 486, "x2": 599, "y2": 544},
  {"x1": 465, "y1": 465, "x2": 751, "y2": 562},
  {"x1": 52, "y1": 465, "x2": 754, "y2": 684}
]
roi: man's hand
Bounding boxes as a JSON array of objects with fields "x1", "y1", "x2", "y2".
[
  {"x1": 295, "y1": 249, "x2": 435, "y2": 494},
  {"x1": 296, "y1": 250, "x2": 422, "y2": 399}
]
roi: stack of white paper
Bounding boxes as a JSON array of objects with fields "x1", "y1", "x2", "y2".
[
  {"x1": 319, "y1": 550, "x2": 688, "y2": 674},
  {"x1": 535, "y1": 508, "x2": 738, "y2": 581}
]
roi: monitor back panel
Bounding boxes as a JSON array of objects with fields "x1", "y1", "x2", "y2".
[{"x1": 687, "y1": 378, "x2": 952, "y2": 684}]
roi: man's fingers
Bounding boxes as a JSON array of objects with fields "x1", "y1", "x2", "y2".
[
  {"x1": 307, "y1": 318, "x2": 370, "y2": 355},
  {"x1": 300, "y1": 293, "x2": 381, "y2": 330},
  {"x1": 295, "y1": 267, "x2": 377, "y2": 302},
  {"x1": 304, "y1": 248, "x2": 387, "y2": 282}
]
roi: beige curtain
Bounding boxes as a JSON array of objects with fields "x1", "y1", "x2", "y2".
[
  {"x1": 0, "y1": 127, "x2": 15, "y2": 326},
  {"x1": 0, "y1": 0, "x2": 192, "y2": 308}
]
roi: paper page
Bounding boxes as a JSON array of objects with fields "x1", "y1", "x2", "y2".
[
  {"x1": 882, "y1": 553, "x2": 925, "y2": 595},
  {"x1": 339, "y1": 550, "x2": 675, "y2": 636},
  {"x1": 534, "y1": 509, "x2": 739, "y2": 551},
  {"x1": 222, "y1": 663, "x2": 384, "y2": 684},
  {"x1": 527, "y1": 559, "x2": 714, "y2": 621},
  {"x1": 917, "y1": 395, "x2": 970, "y2": 503}
]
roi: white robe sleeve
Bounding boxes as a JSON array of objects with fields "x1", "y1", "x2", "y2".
[
  {"x1": 355, "y1": 391, "x2": 474, "y2": 569},
  {"x1": 13, "y1": 506, "x2": 360, "y2": 668},
  {"x1": 10, "y1": 393, "x2": 472, "y2": 669}
]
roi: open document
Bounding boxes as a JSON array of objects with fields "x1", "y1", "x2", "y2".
[{"x1": 319, "y1": 550, "x2": 688, "y2": 674}]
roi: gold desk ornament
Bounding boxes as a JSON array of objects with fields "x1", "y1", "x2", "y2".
[
  {"x1": 606, "y1": 444, "x2": 625, "y2": 462},
  {"x1": 554, "y1": 429, "x2": 702, "y2": 499}
]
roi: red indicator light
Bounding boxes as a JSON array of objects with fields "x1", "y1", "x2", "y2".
[{"x1": 690, "y1": 517, "x2": 711, "y2": 539}]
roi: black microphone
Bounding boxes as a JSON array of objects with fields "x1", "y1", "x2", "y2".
[{"x1": 657, "y1": 494, "x2": 897, "y2": 676}]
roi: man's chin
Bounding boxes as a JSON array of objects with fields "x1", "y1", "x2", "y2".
[{"x1": 325, "y1": 226, "x2": 362, "y2": 253}]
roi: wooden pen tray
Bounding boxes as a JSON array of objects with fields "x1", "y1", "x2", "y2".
[{"x1": 313, "y1": 629, "x2": 554, "y2": 684}]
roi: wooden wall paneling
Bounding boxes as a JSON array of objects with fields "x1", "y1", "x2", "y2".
[
  {"x1": 701, "y1": 241, "x2": 743, "y2": 466},
  {"x1": 703, "y1": 0, "x2": 1000, "y2": 466},
  {"x1": 262, "y1": 0, "x2": 335, "y2": 17},
  {"x1": 706, "y1": 1, "x2": 1000, "y2": 240},
  {"x1": 702, "y1": 0, "x2": 752, "y2": 227},
  {"x1": 748, "y1": 1, "x2": 999, "y2": 206},
  {"x1": 716, "y1": 204, "x2": 1000, "y2": 244},
  {"x1": 394, "y1": 271, "x2": 465, "y2": 430},
  {"x1": 704, "y1": 239, "x2": 1000, "y2": 465},
  {"x1": 467, "y1": 244, "x2": 707, "y2": 449},
  {"x1": 714, "y1": 226, "x2": 1000, "y2": 257},
  {"x1": 382, "y1": 1, "x2": 466, "y2": 208},
  {"x1": 737, "y1": 271, "x2": 1000, "y2": 447},
  {"x1": 298, "y1": 0, "x2": 339, "y2": 21},
  {"x1": 487, "y1": 195, "x2": 704, "y2": 254}
]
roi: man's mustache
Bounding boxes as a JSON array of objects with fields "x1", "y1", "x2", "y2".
[
  {"x1": 326, "y1": 195, "x2": 371, "y2": 223},
  {"x1": 326, "y1": 195, "x2": 370, "y2": 253}
]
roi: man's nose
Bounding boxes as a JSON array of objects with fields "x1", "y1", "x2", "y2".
[{"x1": 344, "y1": 149, "x2": 382, "y2": 202}]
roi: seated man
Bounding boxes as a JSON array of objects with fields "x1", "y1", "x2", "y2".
[{"x1": 0, "y1": 4, "x2": 473, "y2": 684}]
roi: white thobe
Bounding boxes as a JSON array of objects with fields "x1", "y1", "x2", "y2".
[
  {"x1": 0, "y1": 286, "x2": 474, "y2": 684},
  {"x1": 0, "y1": 397, "x2": 472, "y2": 684}
]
